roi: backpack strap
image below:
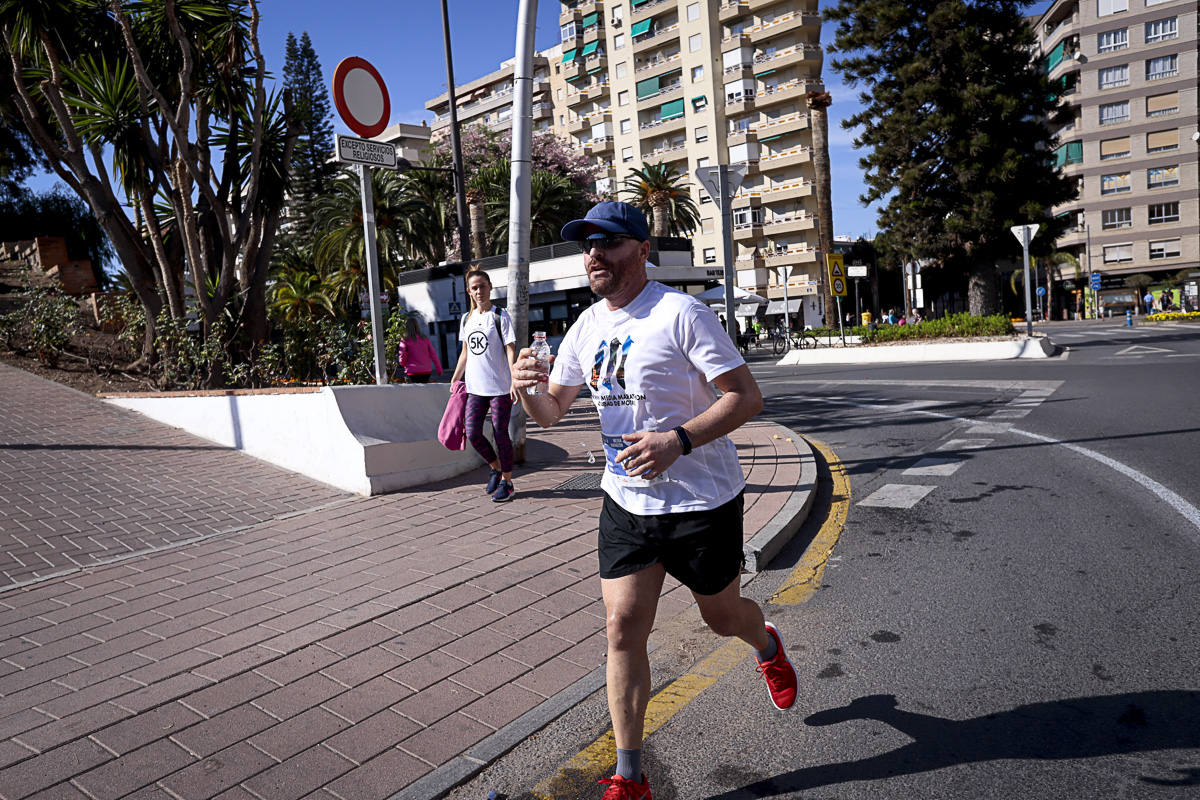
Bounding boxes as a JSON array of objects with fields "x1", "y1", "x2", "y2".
[{"x1": 493, "y1": 309, "x2": 503, "y2": 344}]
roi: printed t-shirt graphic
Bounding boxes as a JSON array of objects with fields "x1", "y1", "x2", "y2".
[
  {"x1": 551, "y1": 281, "x2": 747, "y2": 515},
  {"x1": 460, "y1": 309, "x2": 516, "y2": 396}
]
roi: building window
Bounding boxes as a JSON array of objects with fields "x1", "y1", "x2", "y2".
[
  {"x1": 1102, "y1": 243, "x2": 1133, "y2": 263},
  {"x1": 612, "y1": 6, "x2": 623, "y2": 24},
  {"x1": 1144, "y1": 17, "x2": 1177, "y2": 42},
  {"x1": 620, "y1": 118, "x2": 632, "y2": 134},
  {"x1": 1098, "y1": 0, "x2": 1128, "y2": 16},
  {"x1": 1098, "y1": 65, "x2": 1128, "y2": 89},
  {"x1": 1101, "y1": 208, "x2": 1132, "y2": 229},
  {"x1": 1099, "y1": 137, "x2": 1130, "y2": 160},
  {"x1": 1148, "y1": 202, "x2": 1179, "y2": 224},
  {"x1": 1149, "y1": 239, "x2": 1181, "y2": 260},
  {"x1": 1096, "y1": 28, "x2": 1128, "y2": 52},
  {"x1": 1101, "y1": 172, "x2": 1131, "y2": 194},
  {"x1": 615, "y1": 61, "x2": 627, "y2": 79},
  {"x1": 561, "y1": 22, "x2": 578, "y2": 42},
  {"x1": 695, "y1": 125, "x2": 708, "y2": 142},
  {"x1": 689, "y1": 33, "x2": 703, "y2": 52},
  {"x1": 1099, "y1": 101, "x2": 1129, "y2": 125},
  {"x1": 1146, "y1": 129, "x2": 1179, "y2": 152},
  {"x1": 557, "y1": 88, "x2": 563, "y2": 100},
  {"x1": 1146, "y1": 91, "x2": 1178, "y2": 116},
  {"x1": 733, "y1": 207, "x2": 762, "y2": 226},
  {"x1": 702, "y1": 217, "x2": 714, "y2": 235},
  {"x1": 618, "y1": 90, "x2": 629, "y2": 106},
  {"x1": 697, "y1": 157, "x2": 710, "y2": 168},
  {"x1": 614, "y1": 33, "x2": 625, "y2": 49},
  {"x1": 1145, "y1": 0, "x2": 1171, "y2": 6},
  {"x1": 703, "y1": 247, "x2": 717, "y2": 263},
  {"x1": 1145, "y1": 54, "x2": 1177, "y2": 80},
  {"x1": 692, "y1": 95, "x2": 707, "y2": 111},
  {"x1": 687, "y1": 2, "x2": 701, "y2": 21},
  {"x1": 621, "y1": 146, "x2": 633, "y2": 163},
  {"x1": 692, "y1": 65, "x2": 704, "y2": 82},
  {"x1": 1147, "y1": 165, "x2": 1179, "y2": 189}
]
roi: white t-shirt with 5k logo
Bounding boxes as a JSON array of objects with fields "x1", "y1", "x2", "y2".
[
  {"x1": 551, "y1": 281, "x2": 746, "y2": 515},
  {"x1": 460, "y1": 308, "x2": 516, "y2": 397}
]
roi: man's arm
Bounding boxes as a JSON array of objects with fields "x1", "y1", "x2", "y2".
[
  {"x1": 615, "y1": 364, "x2": 762, "y2": 480},
  {"x1": 512, "y1": 348, "x2": 582, "y2": 428}
]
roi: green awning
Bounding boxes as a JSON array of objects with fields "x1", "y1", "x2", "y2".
[
  {"x1": 581, "y1": 40, "x2": 599, "y2": 56},
  {"x1": 566, "y1": 72, "x2": 582, "y2": 82},
  {"x1": 582, "y1": 11, "x2": 598, "y2": 27},
  {"x1": 759, "y1": 133, "x2": 786, "y2": 142},
  {"x1": 631, "y1": 18, "x2": 653, "y2": 36},
  {"x1": 587, "y1": 65, "x2": 604, "y2": 74},
  {"x1": 632, "y1": 0, "x2": 652, "y2": 6},
  {"x1": 691, "y1": 95, "x2": 707, "y2": 109},
  {"x1": 660, "y1": 98, "x2": 685, "y2": 120},
  {"x1": 636, "y1": 76, "x2": 660, "y2": 99},
  {"x1": 1045, "y1": 40, "x2": 1065, "y2": 72},
  {"x1": 754, "y1": 68, "x2": 776, "y2": 78},
  {"x1": 561, "y1": 48, "x2": 578, "y2": 63}
]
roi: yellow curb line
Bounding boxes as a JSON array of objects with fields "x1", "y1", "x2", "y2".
[{"x1": 532, "y1": 437, "x2": 850, "y2": 799}]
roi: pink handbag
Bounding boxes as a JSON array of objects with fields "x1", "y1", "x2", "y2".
[{"x1": 438, "y1": 381, "x2": 467, "y2": 450}]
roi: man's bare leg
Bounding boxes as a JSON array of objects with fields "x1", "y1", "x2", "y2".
[
  {"x1": 601, "y1": 564, "x2": 667, "y2": 750},
  {"x1": 692, "y1": 576, "x2": 770, "y2": 651}
]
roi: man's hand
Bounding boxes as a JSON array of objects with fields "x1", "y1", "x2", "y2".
[
  {"x1": 512, "y1": 347, "x2": 554, "y2": 394},
  {"x1": 615, "y1": 430, "x2": 684, "y2": 480}
]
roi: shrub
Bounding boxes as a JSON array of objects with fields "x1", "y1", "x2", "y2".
[
  {"x1": 0, "y1": 282, "x2": 81, "y2": 366},
  {"x1": 1146, "y1": 311, "x2": 1200, "y2": 323},
  {"x1": 861, "y1": 313, "x2": 1015, "y2": 344}
]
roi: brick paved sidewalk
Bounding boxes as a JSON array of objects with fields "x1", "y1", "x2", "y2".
[{"x1": 0, "y1": 367, "x2": 811, "y2": 800}]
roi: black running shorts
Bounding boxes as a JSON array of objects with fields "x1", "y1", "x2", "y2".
[{"x1": 597, "y1": 491, "x2": 745, "y2": 596}]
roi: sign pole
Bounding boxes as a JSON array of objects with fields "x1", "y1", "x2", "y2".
[
  {"x1": 695, "y1": 164, "x2": 746, "y2": 347},
  {"x1": 358, "y1": 164, "x2": 388, "y2": 385},
  {"x1": 1011, "y1": 224, "x2": 1039, "y2": 338}
]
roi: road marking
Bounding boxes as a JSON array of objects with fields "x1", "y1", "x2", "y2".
[
  {"x1": 903, "y1": 456, "x2": 965, "y2": 477},
  {"x1": 990, "y1": 409, "x2": 1030, "y2": 419},
  {"x1": 963, "y1": 422, "x2": 1012, "y2": 435},
  {"x1": 1165, "y1": 353, "x2": 1200, "y2": 358},
  {"x1": 859, "y1": 483, "x2": 936, "y2": 508},
  {"x1": 1115, "y1": 344, "x2": 1174, "y2": 356},
  {"x1": 938, "y1": 438, "x2": 994, "y2": 451},
  {"x1": 531, "y1": 439, "x2": 850, "y2": 798}
]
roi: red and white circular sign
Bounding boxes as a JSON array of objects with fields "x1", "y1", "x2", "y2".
[{"x1": 332, "y1": 57, "x2": 391, "y2": 139}]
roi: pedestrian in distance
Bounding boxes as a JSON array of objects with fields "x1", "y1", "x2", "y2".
[
  {"x1": 1159, "y1": 289, "x2": 1172, "y2": 313},
  {"x1": 396, "y1": 316, "x2": 442, "y2": 383},
  {"x1": 511, "y1": 201, "x2": 797, "y2": 800},
  {"x1": 449, "y1": 269, "x2": 519, "y2": 503},
  {"x1": 1144, "y1": 290, "x2": 1155, "y2": 315}
]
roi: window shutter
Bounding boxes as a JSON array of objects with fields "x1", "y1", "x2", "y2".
[
  {"x1": 1146, "y1": 92, "x2": 1177, "y2": 113},
  {"x1": 1147, "y1": 130, "x2": 1178, "y2": 150},
  {"x1": 1099, "y1": 137, "x2": 1129, "y2": 157}
]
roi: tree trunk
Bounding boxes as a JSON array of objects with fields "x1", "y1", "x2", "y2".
[
  {"x1": 808, "y1": 92, "x2": 835, "y2": 327},
  {"x1": 651, "y1": 199, "x2": 669, "y2": 238},
  {"x1": 467, "y1": 191, "x2": 488, "y2": 258},
  {"x1": 968, "y1": 262, "x2": 998, "y2": 316}
]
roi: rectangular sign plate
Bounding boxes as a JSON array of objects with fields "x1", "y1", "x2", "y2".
[{"x1": 336, "y1": 135, "x2": 397, "y2": 169}]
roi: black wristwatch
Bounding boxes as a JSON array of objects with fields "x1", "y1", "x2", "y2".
[{"x1": 673, "y1": 426, "x2": 693, "y2": 456}]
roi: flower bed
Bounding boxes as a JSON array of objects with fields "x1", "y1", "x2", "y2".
[{"x1": 1145, "y1": 311, "x2": 1200, "y2": 322}]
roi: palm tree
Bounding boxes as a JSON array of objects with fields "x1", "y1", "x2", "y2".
[
  {"x1": 621, "y1": 163, "x2": 700, "y2": 237},
  {"x1": 472, "y1": 160, "x2": 589, "y2": 255},
  {"x1": 269, "y1": 267, "x2": 335, "y2": 323},
  {"x1": 807, "y1": 90, "x2": 835, "y2": 325}
]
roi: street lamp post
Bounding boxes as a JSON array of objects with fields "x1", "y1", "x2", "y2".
[{"x1": 439, "y1": 0, "x2": 472, "y2": 264}]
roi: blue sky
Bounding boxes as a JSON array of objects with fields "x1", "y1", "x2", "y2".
[{"x1": 26, "y1": 0, "x2": 1052, "y2": 240}]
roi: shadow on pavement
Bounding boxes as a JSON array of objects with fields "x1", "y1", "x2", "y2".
[{"x1": 704, "y1": 690, "x2": 1200, "y2": 798}]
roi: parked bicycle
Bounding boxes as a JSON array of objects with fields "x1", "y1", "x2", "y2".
[{"x1": 771, "y1": 328, "x2": 818, "y2": 355}]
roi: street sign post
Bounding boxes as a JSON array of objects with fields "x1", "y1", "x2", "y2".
[
  {"x1": 827, "y1": 254, "x2": 847, "y2": 344},
  {"x1": 333, "y1": 57, "x2": 392, "y2": 385},
  {"x1": 1090, "y1": 271, "x2": 1102, "y2": 319},
  {"x1": 1010, "y1": 224, "x2": 1039, "y2": 337},
  {"x1": 695, "y1": 165, "x2": 748, "y2": 345}
]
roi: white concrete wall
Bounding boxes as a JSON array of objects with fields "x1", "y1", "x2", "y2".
[{"x1": 106, "y1": 385, "x2": 482, "y2": 496}]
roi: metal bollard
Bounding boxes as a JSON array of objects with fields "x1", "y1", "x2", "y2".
[{"x1": 1126, "y1": 309, "x2": 1133, "y2": 327}]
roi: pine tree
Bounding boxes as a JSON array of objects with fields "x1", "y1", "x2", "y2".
[
  {"x1": 282, "y1": 32, "x2": 335, "y2": 250},
  {"x1": 825, "y1": 0, "x2": 1077, "y2": 314}
]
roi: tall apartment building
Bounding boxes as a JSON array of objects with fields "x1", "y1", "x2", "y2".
[
  {"x1": 421, "y1": 1, "x2": 826, "y2": 324},
  {"x1": 1034, "y1": 0, "x2": 1198, "y2": 312}
]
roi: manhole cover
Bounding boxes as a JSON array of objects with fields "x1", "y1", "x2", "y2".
[{"x1": 553, "y1": 473, "x2": 604, "y2": 491}]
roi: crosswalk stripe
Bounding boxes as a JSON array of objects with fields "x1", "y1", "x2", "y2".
[
  {"x1": 938, "y1": 438, "x2": 994, "y2": 451},
  {"x1": 859, "y1": 483, "x2": 936, "y2": 508},
  {"x1": 903, "y1": 456, "x2": 964, "y2": 477}
]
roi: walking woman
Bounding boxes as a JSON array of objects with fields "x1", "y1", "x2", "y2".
[
  {"x1": 397, "y1": 316, "x2": 443, "y2": 383},
  {"x1": 450, "y1": 269, "x2": 519, "y2": 502}
]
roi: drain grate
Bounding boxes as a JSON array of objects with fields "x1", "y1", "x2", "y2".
[{"x1": 552, "y1": 473, "x2": 604, "y2": 491}]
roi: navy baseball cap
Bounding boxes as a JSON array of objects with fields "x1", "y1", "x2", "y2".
[{"x1": 561, "y1": 201, "x2": 650, "y2": 243}]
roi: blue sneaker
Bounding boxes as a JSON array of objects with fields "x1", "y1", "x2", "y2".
[
  {"x1": 485, "y1": 468, "x2": 503, "y2": 495},
  {"x1": 492, "y1": 481, "x2": 515, "y2": 503}
]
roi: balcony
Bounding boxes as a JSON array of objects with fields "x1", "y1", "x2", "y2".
[
  {"x1": 765, "y1": 245, "x2": 817, "y2": 267},
  {"x1": 587, "y1": 136, "x2": 614, "y2": 154},
  {"x1": 631, "y1": 0, "x2": 672, "y2": 21},
  {"x1": 583, "y1": 23, "x2": 604, "y2": 46},
  {"x1": 641, "y1": 80, "x2": 684, "y2": 104},
  {"x1": 735, "y1": 253, "x2": 766, "y2": 269},
  {"x1": 531, "y1": 101, "x2": 553, "y2": 119},
  {"x1": 733, "y1": 221, "x2": 764, "y2": 241},
  {"x1": 721, "y1": 33, "x2": 752, "y2": 53},
  {"x1": 726, "y1": 91, "x2": 756, "y2": 115},
  {"x1": 585, "y1": 108, "x2": 612, "y2": 125},
  {"x1": 719, "y1": 1, "x2": 749, "y2": 24},
  {"x1": 754, "y1": 79, "x2": 809, "y2": 110},
  {"x1": 727, "y1": 127, "x2": 758, "y2": 147},
  {"x1": 639, "y1": 114, "x2": 686, "y2": 138},
  {"x1": 563, "y1": 58, "x2": 584, "y2": 82},
  {"x1": 723, "y1": 62, "x2": 754, "y2": 81},
  {"x1": 633, "y1": 23, "x2": 679, "y2": 54},
  {"x1": 756, "y1": 111, "x2": 809, "y2": 138},
  {"x1": 760, "y1": 179, "x2": 813, "y2": 203},
  {"x1": 579, "y1": 0, "x2": 605, "y2": 17},
  {"x1": 759, "y1": 146, "x2": 811, "y2": 172},
  {"x1": 747, "y1": 10, "x2": 821, "y2": 43},
  {"x1": 731, "y1": 193, "x2": 762, "y2": 209},
  {"x1": 763, "y1": 213, "x2": 815, "y2": 235},
  {"x1": 753, "y1": 44, "x2": 823, "y2": 75},
  {"x1": 582, "y1": 81, "x2": 610, "y2": 101},
  {"x1": 567, "y1": 115, "x2": 588, "y2": 134},
  {"x1": 642, "y1": 142, "x2": 687, "y2": 166},
  {"x1": 566, "y1": 89, "x2": 588, "y2": 108},
  {"x1": 635, "y1": 52, "x2": 681, "y2": 75},
  {"x1": 583, "y1": 52, "x2": 608, "y2": 74},
  {"x1": 560, "y1": 5, "x2": 580, "y2": 26}
]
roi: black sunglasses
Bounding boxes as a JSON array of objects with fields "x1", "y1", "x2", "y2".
[{"x1": 576, "y1": 234, "x2": 637, "y2": 254}]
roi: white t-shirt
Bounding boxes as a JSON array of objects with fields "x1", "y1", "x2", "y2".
[
  {"x1": 551, "y1": 281, "x2": 747, "y2": 515},
  {"x1": 460, "y1": 308, "x2": 516, "y2": 397}
]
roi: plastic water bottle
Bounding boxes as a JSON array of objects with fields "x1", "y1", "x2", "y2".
[{"x1": 527, "y1": 331, "x2": 551, "y2": 395}]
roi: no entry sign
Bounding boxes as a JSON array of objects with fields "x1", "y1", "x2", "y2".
[{"x1": 332, "y1": 57, "x2": 391, "y2": 139}]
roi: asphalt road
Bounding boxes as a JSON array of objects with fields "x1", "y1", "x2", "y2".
[{"x1": 447, "y1": 320, "x2": 1200, "y2": 800}]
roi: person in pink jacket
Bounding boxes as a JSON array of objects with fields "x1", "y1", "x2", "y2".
[{"x1": 397, "y1": 316, "x2": 443, "y2": 383}]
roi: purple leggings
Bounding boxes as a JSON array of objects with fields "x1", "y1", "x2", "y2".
[{"x1": 465, "y1": 393, "x2": 514, "y2": 474}]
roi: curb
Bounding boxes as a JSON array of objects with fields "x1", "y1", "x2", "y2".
[
  {"x1": 397, "y1": 422, "x2": 824, "y2": 800},
  {"x1": 744, "y1": 423, "x2": 819, "y2": 572}
]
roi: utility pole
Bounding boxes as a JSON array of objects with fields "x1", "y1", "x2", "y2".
[{"x1": 440, "y1": 0, "x2": 472, "y2": 264}]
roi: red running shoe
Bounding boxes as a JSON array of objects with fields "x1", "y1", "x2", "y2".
[
  {"x1": 598, "y1": 773, "x2": 652, "y2": 800},
  {"x1": 756, "y1": 621, "x2": 797, "y2": 710}
]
